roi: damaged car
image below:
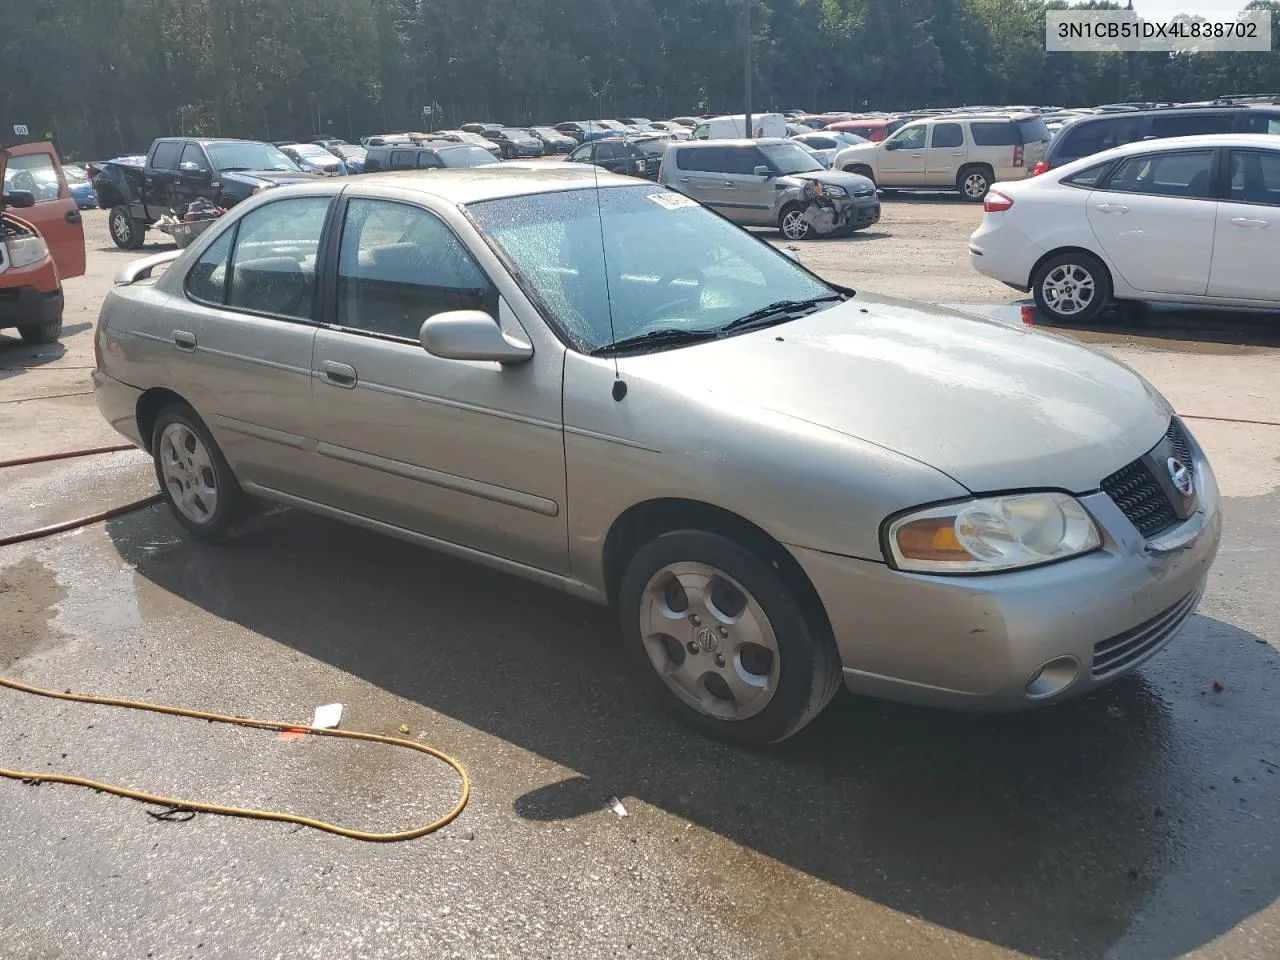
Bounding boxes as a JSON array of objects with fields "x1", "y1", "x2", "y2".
[{"x1": 658, "y1": 138, "x2": 879, "y2": 240}]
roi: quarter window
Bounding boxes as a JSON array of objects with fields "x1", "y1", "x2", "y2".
[
  {"x1": 1105, "y1": 150, "x2": 1214, "y2": 199},
  {"x1": 336, "y1": 199, "x2": 498, "y2": 340},
  {"x1": 931, "y1": 123, "x2": 963, "y2": 149},
  {"x1": 1057, "y1": 116, "x2": 1145, "y2": 160},
  {"x1": 225, "y1": 196, "x2": 330, "y2": 319},
  {"x1": 1149, "y1": 113, "x2": 1232, "y2": 138},
  {"x1": 970, "y1": 122, "x2": 1019, "y2": 146},
  {"x1": 1062, "y1": 161, "x2": 1113, "y2": 189}
]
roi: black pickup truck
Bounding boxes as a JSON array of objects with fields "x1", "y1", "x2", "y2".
[{"x1": 93, "y1": 137, "x2": 318, "y2": 249}]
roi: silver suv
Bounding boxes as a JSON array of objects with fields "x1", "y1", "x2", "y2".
[
  {"x1": 832, "y1": 113, "x2": 1051, "y2": 201},
  {"x1": 659, "y1": 138, "x2": 879, "y2": 239}
]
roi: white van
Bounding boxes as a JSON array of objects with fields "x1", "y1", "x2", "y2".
[{"x1": 692, "y1": 113, "x2": 787, "y2": 140}]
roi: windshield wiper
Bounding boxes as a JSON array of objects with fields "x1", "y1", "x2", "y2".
[
  {"x1": 590, "y1": 327, "x2": 721, "y2": 356},
  {"x1": 217, "y1": 166, "x2": 251, "y2": 172},
  {"x1": 718, "y1": 294, "x2": 846, "y2": 334}
]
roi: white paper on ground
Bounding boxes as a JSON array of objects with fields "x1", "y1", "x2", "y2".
[{"x1": 312, "y1": 703, "x2": 343, "y2": 729}]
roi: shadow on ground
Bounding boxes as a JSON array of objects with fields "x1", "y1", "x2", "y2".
[{"x1": 104, "y1": 497, "x2": 1280, "y2": 959}]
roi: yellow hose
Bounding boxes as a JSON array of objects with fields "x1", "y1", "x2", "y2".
[{"x1": 0, "y1": 675, "x2": 469, "y2": 842}]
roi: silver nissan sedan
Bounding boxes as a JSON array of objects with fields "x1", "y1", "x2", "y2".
[{"x1": 93, "y1": 167, "x2": 1221, "y2": 745}]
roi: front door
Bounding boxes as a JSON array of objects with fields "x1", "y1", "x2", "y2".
[
  {"x1": 174, "y1": 194, "x2": 331, "y2": 494},
  {"x1": 1, "y1": 142, "x2": 85, "y2": 278},
  {"x1": 1208, "y1": 148, "x2": 1280, "y2": 301},
  {"x1": 1086, "y1": 147, "x2": 1217, "y2": 296},
  {"x1": 717, "y1": 145, "x2": 776, "y2": 224},
  {"x1": 925, "y1": 121, "x2": 967, "y2": 187},
  {"x1": 309, "y1": 196, "x2": 569, "y2": 573},
  {"x1": 171, "y1": 142, "x2": 214, "y2": 212},
  {"x1": 877, "y1": 123, "x2": 928, "y2": 186}
]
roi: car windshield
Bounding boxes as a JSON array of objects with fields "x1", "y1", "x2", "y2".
[
  {"x1": 532, "y1": 127, "x2": 562, "y2": 138},
  {"x1": 207, "y1": 141, "x2": 300, "y2": 172},
  {"x1": 291, "y1": 144, "x2": 335, "y2": 160},
  {"x1": 467, "y1": 184, "x2": 835, "y2": 353},
  {"x1": 633, "y1": 138, "x2": 668, "y2": 157},
  {"x1": 504, "y1": 129, "x2": 535, "y2": 139},
  {"x1": 834, "y1": 132, "x2": 869, "y2": 145},
  {"x1": 333, "y1": 146, "x2": 367, "y2": 159},
  {"x1": 438, "y1": 146, "x2": 498, "y2": 167},
  {"x1": 757, "y1": 141, "x2": 824, "y2": 174}
]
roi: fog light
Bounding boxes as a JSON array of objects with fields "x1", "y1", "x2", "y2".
[{"x1": 1024, "y1": 655, "x2": 1079, "y2": 700}]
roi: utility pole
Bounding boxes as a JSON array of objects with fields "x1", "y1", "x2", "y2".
[{"x1": 743, "y1": 0, "x2": 753, "y2": 137}]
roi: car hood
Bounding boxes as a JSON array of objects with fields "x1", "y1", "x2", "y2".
[
  {"x1": 617, "y1": 295, "x2": 1171, "y2": 493},
  {"x1": 785, "y1": 169, "x2": 874, "y2": 191},
  {"x1": 221, "y1": 169, "x2": 321, "y2": 186}
]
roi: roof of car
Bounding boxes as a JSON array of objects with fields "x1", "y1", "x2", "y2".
[
  {"x1": 1068, "y1": 133, "x2": 1280, "y2": 161},
  {"x1": 345, "y1": 165, "x2": 639, "y2": 203},
  {"x1": 675, "y1": 137, "x2": 793, "y2": 148}
]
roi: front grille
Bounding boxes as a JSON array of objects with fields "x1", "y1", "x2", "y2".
[
  {"x1": 1100, "y1": 458, "x2": 1178, "y2": 537},
  {"x1": 1092, "y1": 588, "x2": 1200, "y2": 678},
  {"x1": 853, "y1": 187, "x2": 876, "y2": 198},
  {"x1": 1166, "y1": 418, "x2": 1193, "y2": 468}
]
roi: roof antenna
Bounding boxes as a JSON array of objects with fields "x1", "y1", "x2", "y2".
[{"x1": 585, "y1": 88, "x2": 625, "y2": 402}]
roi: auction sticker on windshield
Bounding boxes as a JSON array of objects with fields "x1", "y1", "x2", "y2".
[{"x1": 648, "y1": 192, "x2": 697, "y2": 210}]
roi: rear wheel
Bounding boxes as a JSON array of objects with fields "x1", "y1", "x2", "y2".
[
  {"x1": 1032, "y1": 251, "x2": 1112, "y2": 324},
  {"x1": 152, "y1": 404, "x2": 244, "y2": 543},
  {"x1": 618, "y1": 531, "x2": 842, "y2": 745},
  {"x1": 779, "y1": 203, "x2": 813, "y2": 241},
  {"x1": 17, "y1": 314, "x2": 62, "y2": 345},
  {"x1": 958, "y1": 165, "x2": 993, "y2": 202},
  {"x1": 108, "y1": 206, "x2": 146, "y2": 250}
]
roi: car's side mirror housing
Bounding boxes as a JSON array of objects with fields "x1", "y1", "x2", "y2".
[
  {"x1": 2, "y1": 190, "x2": 35, "y2": 209},
  {"x1": 883, "y1": 140, "x2": 898, "y2": 151},
  {"x1": 753, "y1": 165, "x2": 773, "y2": 178},
  {"x1": 420, "y1": 310, "x2": 533, "y2": 364}
]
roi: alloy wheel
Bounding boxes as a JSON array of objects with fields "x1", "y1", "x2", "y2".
[
  {"x1": 159, "y1": 422, "x2": 219, "y2": 524},
  {"x1": 1041, "y1": 263, "x2": 1096, "y2": 316}
]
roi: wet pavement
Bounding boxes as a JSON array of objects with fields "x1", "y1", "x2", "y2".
[{"x1": 1, "y1": 209, "x2": 1278, "y2": 958}]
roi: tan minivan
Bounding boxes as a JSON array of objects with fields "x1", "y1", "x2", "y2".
[{"x1": 832, "y1": 113, "x2": 1051, "y2": 201}]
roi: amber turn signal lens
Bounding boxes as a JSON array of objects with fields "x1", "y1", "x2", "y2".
[{"x1": 895, "y1": 517, "x2": 974, "y2": 562}]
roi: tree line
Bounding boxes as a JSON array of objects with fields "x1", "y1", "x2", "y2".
[{"x1": 3, "y1": 0, "x2": 1279, "y2": 159}]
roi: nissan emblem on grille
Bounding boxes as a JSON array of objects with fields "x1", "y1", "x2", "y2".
[{"x1": 1167, "y1": 457, "x2": 1194, "y2": 498}]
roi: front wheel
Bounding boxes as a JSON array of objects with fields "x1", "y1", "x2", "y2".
[
  {"x1": 1031, "y1": 251, "x2": 1113, "y2": 324},
  {"x1": 17, "y1": 314, "x2": 62, "y2": 345},
  {"x1": 152, "y1": 404, "x2": 244, "y2": 543},
  {"x1": 618, "y1": 531, "x2": 842, "y2": 745},
  {"x1": 108, "y1": 206, "x2": 146, "y2": 250},
  {"x1": 779, "y1": 204, "x2": 813, "y2": 241}
]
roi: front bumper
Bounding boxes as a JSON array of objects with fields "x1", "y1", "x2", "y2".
[
  {"x1": 791, "y1": 438, "x2": 1222, "y2": 711},
  {"x1": 92, "y1": 370, "x2": 146, "y2": 448},
  {"x1": 809, "y1": 195, "x2": 880, "y2": 235},
  {"x1": 0, "y1": 285, "x2": 62, "y2": 331}
]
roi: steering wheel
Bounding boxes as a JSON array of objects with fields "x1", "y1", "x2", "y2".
[{"x1": 646, "y1": 269, "x2": 702, "y2": 318}]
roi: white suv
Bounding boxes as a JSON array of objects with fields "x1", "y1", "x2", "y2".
[{"x1": 832, "y1": 113, "x2": 1051, "y2": 201}]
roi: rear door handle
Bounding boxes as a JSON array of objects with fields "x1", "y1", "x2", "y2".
[
  {"x1": 722, "y1": 183, "x2": 736, "y2": 190},
  {"x1": 1095, "y1": 202, "x2": 1129, "y2": 214},
  {"x1": 172, "y1": 330, "x2": 197, "y2": 351},
  {"x1": 320, "y1": 360, "x2": 358, "y2": 388},
  {"x1": 1230, "y1": 217, "x2": 1270, "y2": 228}
]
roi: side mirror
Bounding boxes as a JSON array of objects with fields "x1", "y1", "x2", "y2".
[
  {"x1": 2, "y1": 190, "x2": 35, "y2": 209},
  {"x1": 179, "y1": 161, "x2": 205, "y2": 173},
  {"x1": 420, "y1": 310, "x2": 533, "y2": 364},
  {"x1": 883, "y1": 140, "x2": 898, "y2": 151},
  {"x1": 753, "y1": 165, "x2": 773, "y2": 178}
]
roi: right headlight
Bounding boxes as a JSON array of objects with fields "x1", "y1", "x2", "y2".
[
  {"x1": 5, "y1": 234, "x2": 49, "y2": 269},
  {"x1": 886, "y1": 492, "x2": 1101, "y2": 574}
]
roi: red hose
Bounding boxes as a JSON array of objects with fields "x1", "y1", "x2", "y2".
[{"x1": 1, "y1": 444, "x2": 158, "y2": 546}]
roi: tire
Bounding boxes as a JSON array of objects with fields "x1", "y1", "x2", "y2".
[
  {"x1": 151, "y1": 404, "x2": 244, "y2": 543},
  {"x1": 1031, "y1": 250, "x2": 1113, "y2": 324},
  {"x1": 778, "y1": 203, "x2": 813, "y2": 241},
  {"x1": 618, "y1": 530, "x2": 842, "y2": 746},
  {"x1": 108, "y1": 205, "x2": 146, "y2": 250},
  {"x1": 17, "y1": 314, "x2": 62, "y2": 345},
  {"x1": 957, "y1": 165, "x2": 993, "y2": 202}
]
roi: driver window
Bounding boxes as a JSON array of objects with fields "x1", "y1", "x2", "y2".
[
  {"x1": 890, "y1": 125, "x2": 927, "y2": 150},
  {"x1": 180, "y1": 143, "x2": 209, "y2": 171},
  {"x1": 337, "y1": 199, "x2": 499, "y2": 340}
]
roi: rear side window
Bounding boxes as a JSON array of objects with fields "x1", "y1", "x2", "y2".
[
  {"x1": 969, "y1": 122, "x2": 1018, "y2": 146},
  {"x1": 1228, "y1": 150, "x2": 1280, "y2": 205},
  {"x1": 1238, "y1": 111, "x2": 1280, "y2": 135},
  {"x1": 723, "y1": 147, "x2": 765, "y2": 174},
  {"x1": 677, "y1": 147, "x2": 729, "y2": 172},
  {"x1": 151, "y1": 141, "x2": 183, "y2": 170},
  {"x1": 1057, "y1": 116, "x2": 1145, "y2": 160},
  {"x1": 1105, "y1": 149, "x2": 1214, "y2": 200},
  {"x1": 931, "y1": 123, "x2": 963, "y2": 148},
  {"x1": 806, "y1": 136, "x2": 837, "y2": 149},
  {"x1": 226, "y1": 196, "x2": 331, "y2": 319},
  {"x1": 416, "y1": 152, "x2": 444, "y2": 169},
  {"x1": 390, "y1": 150, "x2": 416, "y2": 169},
  {"x1": 1149, "y1": 112, "x2": 1233, "y2": 138},
  {"x1": 184, "y1": 228, "x2": 234, "y2": 304}
]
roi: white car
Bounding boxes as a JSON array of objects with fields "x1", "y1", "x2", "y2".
[{"x1": 970, "y1": 134, "x2": 1280, "y2": 322}]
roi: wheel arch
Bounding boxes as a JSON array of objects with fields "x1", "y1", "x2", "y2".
[
  {"x1": 135, "y1": 387, "x2": 192, "y2": 454},
  {"x1": 1028, "y1": 245, "x2": 1115, "y2": 292},
  {"x1": 601, "y1": 497, "x2": 832, "y2": 637}
]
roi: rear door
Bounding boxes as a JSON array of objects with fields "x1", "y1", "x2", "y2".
[
  {"x1": 670, "y1": 146, "x2": 727, "y2": 206},
  {"x1": 1207, "y1": 148, "x2": 1280, "y2": 301},
  {"x1": 925, "y1": 122, "x2": 966, "y2": 186},
  {"x1": 1, "y1": 142, "x2": 85, "y2": 278},
  {"x1": 1087, "y1": 147, "x2": 1218, "y2": 296}
]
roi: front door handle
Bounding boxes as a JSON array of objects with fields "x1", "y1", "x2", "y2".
[
  {"x1": 172, "y1": 330, "x2": 197, "y2": 351},
  {"x1": 65, "y1": 208, "x2": 81, "y2": 224},
  {"x1": 1231, "y1": 217, "x2": 1270, "y2": 228},
  {"x1": 320, "y1": 360, "x2": 357, "y2": 388},
  {"x1": 1095, "y1": 202, "x2": 1129, "y2": 214},
  {"x1": 722, "y1": 183, "x2": 736, "y2": 189}
]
